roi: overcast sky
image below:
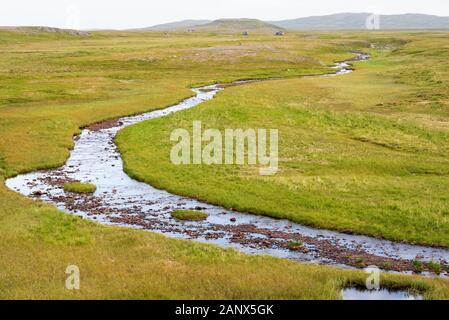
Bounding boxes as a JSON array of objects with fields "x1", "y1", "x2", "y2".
[{"x1": 1, "y1": 0, "x2": 449, "y2": 30}]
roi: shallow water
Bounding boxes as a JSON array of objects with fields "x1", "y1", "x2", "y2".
[
  {"x1": 5, "y1": 53, "x2": 449, "y2": 275},
  {"x1": 342, "y1": 288, "x2": 423, "y2": 300}
]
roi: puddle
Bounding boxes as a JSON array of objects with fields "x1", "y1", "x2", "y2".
[
  {"x1": 342, "y1": 288, "x2": 423, "y2": 300},
  {"x1": 5, "y1": 52, "x2": 449, "y2": 274}
]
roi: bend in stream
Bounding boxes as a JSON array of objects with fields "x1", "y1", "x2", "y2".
[{"x1": 6, "y1": 53, "x2": 449, "y2": 276}]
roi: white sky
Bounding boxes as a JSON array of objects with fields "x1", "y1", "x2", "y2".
[{"x1": 1, "y1": 0, "x2": 449, "y2": 30}]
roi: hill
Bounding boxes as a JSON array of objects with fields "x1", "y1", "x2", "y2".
[
  {"x1": 144, "y1": 18, "x2": 284, "y2": 34},
  {"x1": 271, "y1": 13, "x2": 449, "y2": 30},
  {"x1": 139, "y1": 20, "x2": 211, "y2": 31}
]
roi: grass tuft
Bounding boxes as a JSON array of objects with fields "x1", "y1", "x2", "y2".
[
  {"x1": 287, "y1": 240, "x2": 304, "y2": 251},
  {"x1": 427, "y1": 261, "x2": 442, "y2": 275},
  {"x1": 63, "y1": 181, "x2": 96, "y2": 194},
  {"x1": 171, "y1": 209, "x2": 208, "y2": 221}
]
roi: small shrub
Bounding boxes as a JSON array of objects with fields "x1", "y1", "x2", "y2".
[{"x1": 287, "y1": 240, "x2": 304, "y2": 251}]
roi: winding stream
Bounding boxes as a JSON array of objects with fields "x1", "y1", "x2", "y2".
[{"x1": 6, "y1": 53, "x2": 449, "y2": 276}]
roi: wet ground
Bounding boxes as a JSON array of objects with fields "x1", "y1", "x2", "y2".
[
  {"x1": 342, "y1": 288, "x2": 423, "y2": 300},
  {"x1": 6, "y1": 53, "x2": 449, "y2": 276}
]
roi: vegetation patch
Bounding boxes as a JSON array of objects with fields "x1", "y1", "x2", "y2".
[
  {"x1": 171, "y1": 209, "x2": 208, "y2": 221},
  {"x1": 354, "y1": 257, "x2": 366, "y2": 266},
  {"x1": 412, "y1": 259, "x2": 424, "y2": 273}
]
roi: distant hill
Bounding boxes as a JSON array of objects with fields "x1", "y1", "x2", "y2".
[
  {"x1": 139, "y1": 20, "x2": 211, "y2": 31},
  {"x1": 271, "y1": 13, "x2": 449, "y2": 30},
  {"x1": 0, "y1": 26, "x2": 89, "y2": 36},
  {"x1": 142, "y1": 18, "x2": 284, "y2": 34},
  {"x1": 194, "y1": 19, "x2": 284, "y2": 33}
]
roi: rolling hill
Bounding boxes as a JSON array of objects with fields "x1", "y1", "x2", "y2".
[
  {"x1": 142, "y1": 18, "x2": 284, "y2": 34},
  {"x1": 131, "y1": 13, "x2": 449, "y2": 33},
  {"x1": 139, "y1": 19, "x2": 211, "y2": 31},
  {"x1": 0, "y1": 26, "x2": 89, "y2": 36},
  {"x1": 192, "y1": 19, "x2": 284, "y2": 33}
]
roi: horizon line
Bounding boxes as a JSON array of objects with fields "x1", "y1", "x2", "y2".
[{"x1": 1, "y1": 12, "x2": 449, "y2": 31}]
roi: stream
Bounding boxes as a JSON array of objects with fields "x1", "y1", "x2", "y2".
[{"x1": 6, "y1": 53, "x2": 449, "y2": 276}]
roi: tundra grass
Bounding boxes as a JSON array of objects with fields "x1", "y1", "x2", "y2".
[
  {"x1": 117, "y1": 33, "x2": 449, "y2": 248},
  {"x1": 1, "y1": 29, "x2": 448, "y2": 299},
  {"x1": 64, "y1": 182, "x2": 97, "y2": 194}
]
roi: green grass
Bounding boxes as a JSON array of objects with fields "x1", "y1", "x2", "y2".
[
  {"x1": 63, "y1": 182, "x2": 97, "y2": 194},
  {"x1": 1, "y1": 29, "x2": 449, "y2": 299},
  {"x1": 427, "y1": 261, "x2": 442, "y2": 275},
  {"x1": 0, "y1": 30, "x2": 348, "y2": 177},
  {"x1": 117, "y1": 32, "x2": 449, "y2": 248},
  {"x1": 171, "y1": 210, "x2": 208, "y2": 221}
]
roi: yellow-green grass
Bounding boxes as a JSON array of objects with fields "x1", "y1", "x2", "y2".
[
  {"x1": 64, "y1": 182, "x2": 97, "y2": 194},
  {"x1": 171, "y1": 210, "x2": 208, "y2": 221},
  {"x1": 1, "y1": 29, "x2": 449, "y2": 299},
  {"x1": 117, "y1": 33, "x2": 449, "y2": 248}
]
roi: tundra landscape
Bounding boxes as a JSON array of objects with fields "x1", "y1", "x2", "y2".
[{"x1": 1, "y1": 10, "x2": 449, "y2": 301}]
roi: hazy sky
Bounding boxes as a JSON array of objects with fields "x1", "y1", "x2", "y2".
[{"x1": 2, "y1": 0, "x2": 449, "y2": 30}]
